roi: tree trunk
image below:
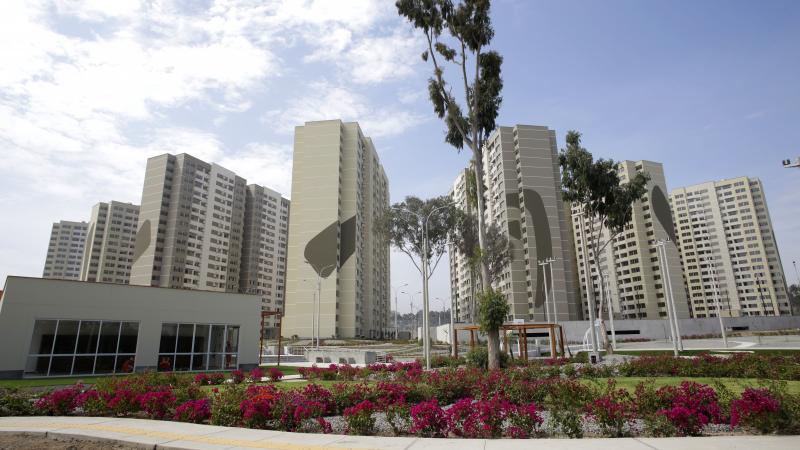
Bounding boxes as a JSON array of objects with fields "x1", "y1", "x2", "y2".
[
  {"x1": 471, "y1": 163, "x2": 491, "y2": 287},
  {"x1": 487, "y1": 328, "x2": 501, "y2": 370}
]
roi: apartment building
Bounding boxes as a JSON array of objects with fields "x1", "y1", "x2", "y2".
[
  {"x1": 240, "y1": 184, "x2": 290, "y2": 329},
  {"x1": 42, "y1": 221, "x2": 88, "y2": 280},
  {"x1": 571, "y1": 160, "x2": 690, "y2": 320},
  {"x1": 448, "y1": 168, "x2": 479, "y2": 323},
  {"x1": 130, "y1": 153, "x2": 247, "y2": 292},
  {"x1": 283, "y1": 120, "x2": 390, "y2": 339},
  {"x1": 670, "y1": 177, "x2": 791, "y2": 317},
  {"x1": 449, "y1": 125, "x2": 581, "y2": 323},
  {"x1": 80, "y1": 201, "x2": 140, "y2": 284}
]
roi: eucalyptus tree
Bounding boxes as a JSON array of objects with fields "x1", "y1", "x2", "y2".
[{"x1": 559, "y1": 131, "x2": 649, "y2": 353}]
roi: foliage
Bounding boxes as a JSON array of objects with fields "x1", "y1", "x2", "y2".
[
  {"x1": 549, "y1": 408, "x2": 583, "y2": 438},
  {"x1": 446, "y1": 395, "x2": 513, "y2": 438},
  {"x1": 465, "y1": 346, "x2": 508, "y2": 369},
  {"x1": 174, "y1": 398, "x2": 211, "y2": 423},
  {"x1": 343, "y1": 400, "x2": 377, "y2": 435},
  {"x1": 409, "y1": 399, "x2": 448, "y2": 437},
  {"x1": 730, "y1": 388, "x2": 781, "y2": 433},
  {"x1": 585, "y1": 381, "x2": 633, "y2": 437},
  {"x1": 136, "y1": 389, "x2": 176, "y2": 419},
  {"x1": 266, "y1": 367, "x2": 283, "y2": 382},
  {"x1": 210, "y1": 384, "x2": 246, "y2": 427},
  {"x1": 476, "y1": 288, "x2": 509, "y2": 333},
  {"x1": 0, "y1": 388, "x2": 36, "y2": 416},
  {"x1": 34, "y1": 383, "x2": 84, "y2": 416},
  {"x1": 452, "y1": 210, "x2": 511, "y2": 285}
]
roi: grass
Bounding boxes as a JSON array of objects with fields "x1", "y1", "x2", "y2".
[
  {"x1": 583, "y1": 377, "x2": 800, "y2": 395},
  {"x1": 613, "y1": 349, "x2": 800, "y2": 357},
  {"x1": 258, "y1": 365, "x2": 301, "y2": 376}
]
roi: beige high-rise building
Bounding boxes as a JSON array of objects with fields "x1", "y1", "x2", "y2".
[
  {"x1": 448, "y1": 169, "x2": 479, "y2": 323},
  {"x1": 80, "y1": 201, "x2": 140, "y2": 284},
  {"x1": 283, "y1": 120, "x2": 390, "y2": 339},
  {"x1": 670, "y1": 177, "x2": 791, "y2": 317},
  {"x1": 240, "y1": 184, "x2": 290, "y2": 329},
  {"x1": 130, "y1": 153, "x2": 247, "y2": 291},
  {"x1": 42, "y1": 221, "x2": 88, "y2": 280},
  {"x1": 571, "y1": 160, "x2": 690, "y2": 320},
  {"x1": 449, "y1": 125, "x2": 581, "y2": 323}
]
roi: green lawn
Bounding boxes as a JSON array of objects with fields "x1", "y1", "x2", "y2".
[
  {"x1": 583, "y1": 377, "x2": 800, "y2": 395},
  {"x1": 258, "y1": 365, "x2": 301, "y2": 376},
  {"x1": 613, "y1": 349, "x2": 800, "y2": 357}
]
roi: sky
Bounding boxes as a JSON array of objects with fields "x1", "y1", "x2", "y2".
[{"x1": 1, "y1": 0, "x2": 799, "y2": 314}]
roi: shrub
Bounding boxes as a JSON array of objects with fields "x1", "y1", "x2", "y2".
[
  {"x1": 272, "y1": 391, "x2": 328, "y2": 432},
  {"x1": 446, "y1": 395, "x2": 513, "y2": 438},
  {"x1": 586, "y1": 393, "x2": 633, "y2": 437},
  {"x1": 507, "y1": 403, "x2": 543, "y2": 438},
  {"x1": 730, "y1": 388, "x2": 781, "y2": 433},
  {"x1": 465, "y1": 347, "x2": 508, "y2": 369},
  {"x1": 0, "y1": 388, "x2": 36, "y2": 416},
  {"x1": 249, "y1": 367, "x2": 265, "y2": 382},
  {"x1": 240, "y1": 385, "x2": 279, "y2": 429},
  {"x1": 210, "y1": 384, "x2": 246, "y2": 427},
  {"x1": 35, "y1": 384, "x2": 84, "y2": 416},
  {"x1": 74, "y1": 389, "x2": 107, "y2": 416},
  {"x1": 656, "y1": 381, "x2": 722, "y2": 436},
  {"x1": 231, "y1": 370, "x2": 246, "y2": 384},
  {"x1": 137, "y1": 390, "x2": 176, "y2": 419},
  {"x1": 409, "y1": 399, "x2": 447, "y2": 437},
  {"x1": 343, "y1": 400, "x2": 377, "y2": 435},
  {"x1": 385, "y1": 403, "x2": 411, "y2": 435},
  {"x1": 549, "y1": 408, "x2": 583, "y2": 438},
  {"x1": 174, "y1": 398, "x2": 211, "y2": 423},
  {"x1": 266, "y1": 368, "x2": 283, "y2": 382}
]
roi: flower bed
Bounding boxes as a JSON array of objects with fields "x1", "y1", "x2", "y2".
[{"x1": 7, "y1": 357, "x2": 800, "y2": 438}]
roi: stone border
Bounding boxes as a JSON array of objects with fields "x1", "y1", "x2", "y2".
[{"x1": 1, "y1": 416, "x2": 799, "y2": 450}]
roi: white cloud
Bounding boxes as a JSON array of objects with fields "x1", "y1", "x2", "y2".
[
  {"x1": 219, "y1": 143, "x2": 294, "y2": 197},
  {"x1": 262, "y1": 82, "x2": 427, "y2": 138}
]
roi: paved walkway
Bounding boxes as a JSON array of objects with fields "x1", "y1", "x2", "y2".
[{"x1": 1, "y1": 417, "x2": 798, "y2": 449}]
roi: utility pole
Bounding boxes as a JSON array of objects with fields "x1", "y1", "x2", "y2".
[
  {"x1": 656, "y1": 240, "x2": 680, "y2": 356},
  {"x1": 537, "y1": 259, "x2": 551, "y2": 323},
  {"x1": 547, "y1": 257, "x2": 558, "y2": 324},
  {"x1": 393, "y1": 283, "x2": 407, "y2": 340},
  {"x1": 578, "y1": 212, "x2": 600, "y2": 362},
  {"x1": 707, "y1": 256, "x2": 728, "y2": 347}
]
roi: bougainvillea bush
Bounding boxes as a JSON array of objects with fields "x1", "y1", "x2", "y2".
[{"x1": 8, "y1": 359, "x2": 800, "y2": 438}]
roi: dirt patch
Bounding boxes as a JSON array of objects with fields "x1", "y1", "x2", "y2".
[{"x1": 0, "y1": 432, "x2": 145, "y2": 450}]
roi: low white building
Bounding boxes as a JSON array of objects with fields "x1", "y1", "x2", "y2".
[{"x1": 0, "y1": 277, "x2": 262, "y2": 379}]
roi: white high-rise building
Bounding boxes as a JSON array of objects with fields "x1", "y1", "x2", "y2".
[
  {"x1": 670, "y1": 177, "x2": 792, "y2": 317},
  {"x1": 80, "y1": 201, "x2": 140, "y2": 284},
  {"x1": 240, "y1": 184, "x2": 290, "y2": 329},
  {"x1": 571, "y1": 160, "x2": 690, "y2": 320},
  {"x1": 130, "y1": 153, "x2": 247, "y2": 292},
  {"x1": 43, "y1": 221, "x2": 88, "y2": 280},
  {"x1": 283, "y1": 120, "x2": 390, "y2": 339}
]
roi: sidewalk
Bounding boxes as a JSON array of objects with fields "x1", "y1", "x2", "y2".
[{"x1": 1, "y1": 416, "x2": 798, "y2": 449}]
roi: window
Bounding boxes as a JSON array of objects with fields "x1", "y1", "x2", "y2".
[
  {"x1": 26, "y1": 319, "x2": 139, "y2": 376},
  {"x1": 158, "y1": 323, "x2": 240, "y2": 372}
]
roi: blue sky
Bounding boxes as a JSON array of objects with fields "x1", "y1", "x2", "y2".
[{"x1": 1, "y1": 0, "x2": 798, "y2": 312}]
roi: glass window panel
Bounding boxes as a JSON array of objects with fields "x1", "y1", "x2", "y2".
[
  {"x1": 28, "y1": 320, "x2": 58, "y2": 355},
  {"x1": 25, "y1": 356, "x2": 50, "y2": 375},
  {"x1": 75, "y1": 321, "x2": 100, "y2": 354},
  {"x1": 159, "y1": 323, "x2": 178, "y2": 353},
  {"x1": 224, "y1": 354, "x2": 237, "y2": 370},
  {"x1": 174, "y1": 354, "x2": 191, "y2": 371},
  {"x1": 118, "y1": 322, "x2": 139, "y2": 353},
  {"x1": 94, "y1": 356, "x2": 115, "y2": 374},
  {"x1": 209, "y1": 325, "x2": 225, "y2": 353},
  {"x1": 158, "y1": 355, "x2": 173, "y2": 372},
  {"x1": 225, "y1": 326, "x2": 239, "y2": 353},
  {"x1": 49, "y1": 356, "x2": 73, "y2": 375},
  {"x1": 98, "y1": 322, "x2": 121, "y2": 353},
  {"x1": 176, "y1": 324, "x2": 194, "y2": 353},
  {"x1": 52, "y1": 320, "x2": 79, "y2": 354},
  {"x1": 115, "y1": 355, "x2": 136, "y2": 374},
  {"x1": 191, "y1": 354, "x2": 206, "y2": 371},
  {"x1": 73, "y1": 356, "x2": 95, "y2": 374},
  {"x1": 208, "y1": 354, "x2": 223, "y2": 371},
  {"x1": 193, "y1": 325, "x2": 210, "y2": 354}
]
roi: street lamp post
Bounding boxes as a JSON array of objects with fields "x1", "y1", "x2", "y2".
[
  {"x1": 707, "y1": 256, "x2": 728, "y2": 348},
  {"x1": 393, "y1": 283, "x2": 408, "y2": 340},
  {"x1": 601, "y1": 271, "x2": 617, "y2": 351},
  {"x1": 394, "y1": 202, "x2": 455, "y2": 371},
  {"x1": 305, "y1": 261, "x2": 336, "y2": 349},
  {"x1": 577, "y1": 212, "x2": 600, "y2": 362},
  {"x1": 537, "y1": 259, "x2": 552, "y2": 323},
  {"x1": 547, "y1": 257, "x2": 558, "y2": 324},
  {"x1": 656, "y1": 240, "x2": 681, "y2": 355}
]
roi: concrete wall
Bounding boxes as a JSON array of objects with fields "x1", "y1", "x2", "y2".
[{"x1": 0, "y1": 277, "x2": 261, "y2": 378}]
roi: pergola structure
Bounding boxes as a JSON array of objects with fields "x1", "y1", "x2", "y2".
[
  {"x1": 259, "y1": 311, "x2": 283, "y2": 366},
  {"x1": 453, "y1": 323, "x2": 566, "y2": 360}
]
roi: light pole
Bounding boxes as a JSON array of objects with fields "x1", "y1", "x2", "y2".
[
  {"x1": 601, "y1": 270, "x2": 617, "y2": 351},
  {"x1": 793, "y1": 261, "x2": 799, "y2": 285},
  {"x1": 392, "y1": 283, "x2": 408, "y2": 340},
  {"x1": 706, "y1": 256, "x2": 728, "y2": 348},
  {"x1": 394, "y1": 202, "x2": 455, "y2": 370},
  {"x1": 547, "y1": 257, "x2": 558, "y2": 324},
  {"x1": 305, "y1": 260, "x2": 336, "y2": 349},
  {"x1": 537, "y1": 259, "x2": 552, "y2": 323},
  {"x1": 405, "y1": 291, "x2": 421, "y2": 339},
  {"x1": 656, "y1": 240, "x2": 681, "y2": 355}
]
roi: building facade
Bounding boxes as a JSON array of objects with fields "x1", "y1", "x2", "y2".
[
  {"x1": 80, "y1": 201, "x2": 140, "y2": 284},
  {"x1": 448, "y1": 169, "x2": 479, "y2": 323},
  {"x1": 130, "y1": 153, "x2": 247, "y2": 292},
  {"x1": 670, "y1": 177, "x2": 792, "y2": 317},
  {"x1": 240, "y1": 184, "x2": 290, "y2": 329},
  {"x1": 283, "y1": 120, "x2": 390, "y2": 339},
  {"x1": 0, "y1": 277, "x2": 260, "y2": 379},
  {"x1": 571, "y1": 160, "x2": 690, "y2": 320},
  {"x1": 449, "y1": 125, "x2": 581, "y2": 323},
  {"x1": 42, "y1": 220, "x2": 88, "y2": 280}
]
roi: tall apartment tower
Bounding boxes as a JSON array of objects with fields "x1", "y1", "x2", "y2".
[
  {"x1": 130, "y1": 153, "x2": 247, "y2": 291},
  {"x1": 42, "y1": 221, "x2": 88, "y2": 280},
  {"x1": 283, "y1": 120, "x2": 391, "y2": 339},
  {"x1": 670, "y1": 177, "x2": 791, "y2": 317},
  {"x1": 448, "y1": 168, "x2": 479, "y2": 323},
  {"x1": 240, "y1": 184, "x2": 291, "y2": 329},
  {"x1": 449, "y1": 125, "x2": 581, "y2": 323},
  {"x1": 571, "y1": 160, "x2": 690, "y2": 320},
  {"x1": 80, "y1": 201, "x2": 140, "y2": 284}
]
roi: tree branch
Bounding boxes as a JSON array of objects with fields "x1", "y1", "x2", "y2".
[{"x1": 427, "y1": 33, "x2": 472, "y2": 149}]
